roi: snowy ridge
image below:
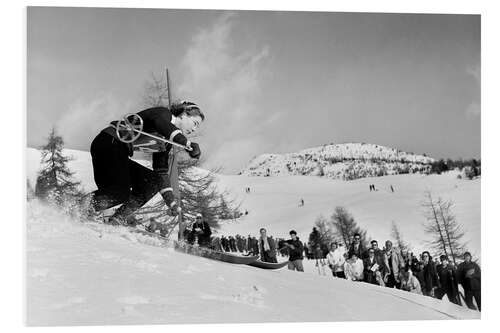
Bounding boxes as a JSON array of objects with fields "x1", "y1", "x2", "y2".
[{"x1": 240, "y1": 143, "x2": 435, "y2": 180}]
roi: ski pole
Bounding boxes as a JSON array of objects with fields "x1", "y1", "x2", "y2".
[
  {"x1": 116, "y1": 122, "x2": 193, "y2": 151},
  {"x1": 114, "y1": 113, "x2": 193, "y2": 151}
]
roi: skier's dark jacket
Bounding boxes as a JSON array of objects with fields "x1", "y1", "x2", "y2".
[
  {"x1": 103, "y1": 107, "x2": 188, "y2": 173},
  {"x1": 286, "y1": 238, "x2": 304, "y2": 261}
]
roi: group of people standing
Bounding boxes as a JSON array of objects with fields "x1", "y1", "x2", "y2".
[{"x1": 304, "y1": 231, "x2": 481, "y2": 311}]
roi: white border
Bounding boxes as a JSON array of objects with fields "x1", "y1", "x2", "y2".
[{"x1": 2, "y1": 0, "x2": 498, "y2": 332}]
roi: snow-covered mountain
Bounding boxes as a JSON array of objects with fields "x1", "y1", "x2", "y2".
[{"x1": 240, "y1": 142, "x2": 435, "y2": 180}]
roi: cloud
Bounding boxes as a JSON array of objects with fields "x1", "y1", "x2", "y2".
[
  {"x1": 466, "y1": 63, "x2": 480, "y2": 84},
  {"x1": 465, "y1": 102, "x2": 480, "y2": 118},
  {"x1": 177, "y1": 13, "x2": 273, "y2": 173},
  {"x1": 465, "y1": 63, "x2": 480, "y2": 118},
  {"x1": 56, "y1": 94, "x2": 134, "y2": 150}
]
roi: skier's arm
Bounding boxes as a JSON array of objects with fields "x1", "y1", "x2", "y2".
[
  {"x1": 152, "y1": 151, "x2": 170, "y2": 174},
  {"x1": 151, "y1": 113, "x2": 189, "y2": 148}
]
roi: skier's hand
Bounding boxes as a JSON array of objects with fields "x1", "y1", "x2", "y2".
[{"x1": 187, "y1": 142, "x2": 201, "y2": 159}]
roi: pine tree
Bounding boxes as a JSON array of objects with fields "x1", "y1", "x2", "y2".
[
  {"x1": 330, "y1": 206, "x2": 368, "y2": 248},
  {"x1": 422, "y1": 192, "x2": 468, "y2": 263},
  {"x1": 312, "y1": 215, "x2": 335, "y2": 248},
  {"x1": 35, "y1": 128, "x2": 81, "y2": 206},
  {"x1": 422, "y1": 191, "x2": 449, "y2": 257},
  {"x1": 141, "y1": 71, "x2": 171, "y2": 108},
  {"x1": 178, "y1": 158, "x2": 240, "y2": 228},
  {"x1": 390, "y1": 221, "x2": 410, "y2": 253},
  {"x1": 436, "y1": 198, "x2": 468, "y2": 265}
]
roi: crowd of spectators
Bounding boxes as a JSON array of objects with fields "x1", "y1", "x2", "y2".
[{"x1": 181, "y1": 214, "x2": 480, "y2": 312}]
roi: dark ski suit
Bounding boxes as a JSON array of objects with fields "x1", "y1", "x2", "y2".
[{"x1": 90, "y1": 107, "x2": 189, "y2": 220}]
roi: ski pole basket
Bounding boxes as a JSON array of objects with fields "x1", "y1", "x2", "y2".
[{"x1": 115, "y1": 113, "x2": 144, "y2": 143}]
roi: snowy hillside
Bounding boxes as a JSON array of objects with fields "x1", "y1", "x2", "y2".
[
  {"x1": 240, "y1": 143, "x2": 435, "y2": 180},
  {"x1": 26, "y1": 147, "x2": 480, "y2": 259},
  {"x1": 26, "y1": 200, "x2": 479, "y2": 325}
]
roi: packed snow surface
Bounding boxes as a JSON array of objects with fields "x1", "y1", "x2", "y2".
[{"x1": 27, "y1": 201, "x2": 479, "y2": 325}]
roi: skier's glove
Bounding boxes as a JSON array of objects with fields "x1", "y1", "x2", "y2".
[{"x1": 187, "y1": 142, "x2": 201, "y2": 159}]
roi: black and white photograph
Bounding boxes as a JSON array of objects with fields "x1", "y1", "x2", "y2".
[{"x1": 22, "y1": 3, "x2": 485, "y2": 327}]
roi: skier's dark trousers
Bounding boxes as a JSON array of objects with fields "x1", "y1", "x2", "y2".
[{"x1": 90, "y1": 132, "x2": 162, "y2": 213}]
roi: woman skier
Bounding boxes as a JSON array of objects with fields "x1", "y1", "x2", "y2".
[{"x1": 84, "y1": 101, "x2": 204, "y2": 225}]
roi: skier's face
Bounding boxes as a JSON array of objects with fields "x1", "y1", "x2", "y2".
[{"x1": 177, "y1": 115, "x2": 203, "y2": 135}]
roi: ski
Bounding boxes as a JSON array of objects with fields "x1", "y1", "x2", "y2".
[{"x1": 174, "y1": 241, "x2": 259, "y2": 265}]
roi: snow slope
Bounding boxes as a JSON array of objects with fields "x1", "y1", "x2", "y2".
[
  {"x1": 26, "y1": 200, "x2": 479, "y2": 325},
  {"x1": 216, "y1": 173, "x2": 481, "y2": 258}
]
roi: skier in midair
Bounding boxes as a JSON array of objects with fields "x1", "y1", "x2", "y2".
[{"x1": 83, "y1": 101, "x2": 204, "y2": 225}]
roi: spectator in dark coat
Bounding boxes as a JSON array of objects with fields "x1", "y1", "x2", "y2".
[
  {"x1": 228, "y1": 236, "x2": 237, "y2": 252},
  {"x1": 364, "y1": 240, "x2": 386, "y2": 263},
  {"x1": 258, "y1": 228, "x2": 277, "y2": 263},
  {"x1": 348, "y1": 233, "x2": 366, "y2": 260},
  {"x1": 191, "y1": 213, "x2": 212, "y2": 247},
  {"x1": 284, "y1": 230, "x2": 304, "y2": 272},
  {"x1": 456, "y1": 252, "x2": 481, "y2": 311},
  {"x1": 420, "y1": 251, "x2": 440, "y2": 297},
  {"x1": 436, "y1": 255, "x2": 461, "y2": 305},
  {"x1": 363, "y1": 248, "x2": 386, "y2": 286},
  {"x1": 221, "y1": 236, "x2": 230, "y2": 252}
]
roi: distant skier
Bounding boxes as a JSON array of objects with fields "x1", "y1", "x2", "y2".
[
  {"x1": 299, "y1": 198, "x2": 304, "y2": 207},
  {"x1": 83, "y1": 101, "x2": 204, "y2": 225}
]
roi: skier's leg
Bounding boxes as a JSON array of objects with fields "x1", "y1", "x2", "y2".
[
  {"x1": 89, "y1": 132, "x2": 132, "y2": 212},
  {"x1": 110, "y1": 160, "x2": 162, "y2": 222}
]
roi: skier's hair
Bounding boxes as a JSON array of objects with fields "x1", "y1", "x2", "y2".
[{"x1": 170, "y1": 101, "x2": 205, "y2": 121}]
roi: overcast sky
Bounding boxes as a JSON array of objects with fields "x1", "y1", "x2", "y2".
[{"x1": 27, "y1": 7, "x2": 480, "y2": 173}]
